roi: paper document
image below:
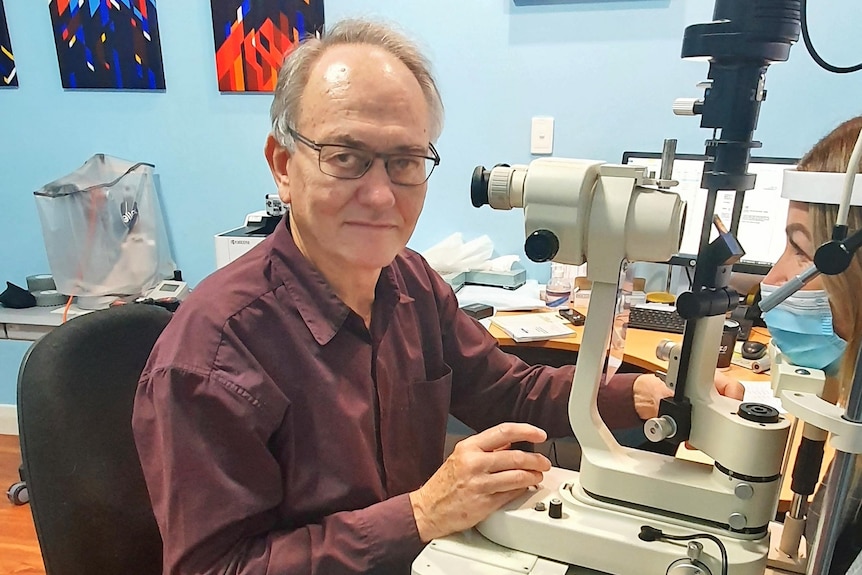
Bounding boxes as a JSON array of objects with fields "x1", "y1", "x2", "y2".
[
  {"x1": 741, "y1": 380, "x2": 786, "y2": 414},
  {"x1": 490, "y1": 313, "x2": 576, "y2": 343},
  {"x1": 456, "y1": 280, "x2": 546, "y2": 311},
  {"x1": 49, "y1": 306, "x2": 91, "y2": 317}
]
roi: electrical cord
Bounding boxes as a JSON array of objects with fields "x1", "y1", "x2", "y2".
[
  {"x1": 638, "y1": 525, "x2": 728, "y2": 575},
  {"x1": 62, "y1": 294, "x2": 74, "y2": 324},
  {"x1": 800, "y1": 0, "x2": 862, "y2": 74},
  {"x1": 684, "y1": 266, "x2": 694, "y2": 288}
]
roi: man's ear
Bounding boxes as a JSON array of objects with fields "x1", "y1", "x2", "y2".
[{"x1": 264, "y1": 134, "x2": 292, "y2": 204}]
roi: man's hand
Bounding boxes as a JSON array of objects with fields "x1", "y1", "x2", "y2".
[
  {"x1": 712, "y1": 370, "x2": 745, "y2": 401},
  {"x1": 633, "y1": 374, "x2": 673, "y2": 421},
  {"x1": 632, "y1": 370, "x2": 746, "y2": 420},
  {"x1": 409, "y1": 422, "x2": 551, "y2": 542}
]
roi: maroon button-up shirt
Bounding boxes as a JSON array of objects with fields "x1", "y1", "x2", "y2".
[{"x1": 133, "y1": 217, "x2": 640, "y2": 575}]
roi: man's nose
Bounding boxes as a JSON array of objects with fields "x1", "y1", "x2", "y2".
[{"x1": 358, "y1": 158, "x2": 397, "y2": 206}]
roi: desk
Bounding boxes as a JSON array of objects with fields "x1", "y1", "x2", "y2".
[
  {"x1": 486, "y1": 314, "x2": 831, "y2": 515},
  {"x1": 0, "y1": 304, "x2": 92, "y2": 341},
  {"x1": 487, "y1": 314, "x2": 768, "y2": 377}
]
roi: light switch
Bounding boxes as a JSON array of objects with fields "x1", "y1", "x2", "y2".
[{"x1": 531, "y1": 116, "x2": 554, "y2": 155}]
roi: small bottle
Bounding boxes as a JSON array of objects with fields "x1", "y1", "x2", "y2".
[{"x1": 546, "y1": 263, "x2": 572, "y2": 306}]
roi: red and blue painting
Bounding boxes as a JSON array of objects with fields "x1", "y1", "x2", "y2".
[{"x1": 49, "y1": 0, "x2": 166, "y2": 90}]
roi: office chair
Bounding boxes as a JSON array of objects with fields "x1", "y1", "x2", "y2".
[{"x1": 17, "y1": 303, "x2": 172, "y2": 575}]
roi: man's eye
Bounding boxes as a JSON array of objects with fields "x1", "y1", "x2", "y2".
[
  {"x1": 330, "y1": 152, "x2": 362, "y2": 167},
  {"x1": 390, "y1": 157, "x2": 421, "y2": 171}
]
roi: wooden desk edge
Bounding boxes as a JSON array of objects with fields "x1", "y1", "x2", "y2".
[{"x1": 488, "y1": 314, "x2": 769, "y2": 378}]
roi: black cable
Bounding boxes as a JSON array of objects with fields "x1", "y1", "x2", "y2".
[
  {"x1": 800, "y1": 0, "x2": 862, "y2": 74},
  {"x1": 638, "y1": 525, "x2": 728, "y2": 575}
]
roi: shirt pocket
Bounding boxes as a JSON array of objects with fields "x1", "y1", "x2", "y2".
[{"x1": 404, "y1": 366, "x2": 453, "y2": 481}]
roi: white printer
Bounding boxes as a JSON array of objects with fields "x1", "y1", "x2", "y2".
[{"x1": 214, "y1": 195, "x2": 285, "y2": 268}]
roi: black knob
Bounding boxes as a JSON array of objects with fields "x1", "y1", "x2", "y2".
[
  {"x1": 524, "y1": 229, "x2": 559, "y2": 263},
  {"x1": 676, "y1": 288, "x2": 737, "y2": 320},
  {"x1": 814, "y1": 240, "x2": 854, "y2": 276},
  {"x1": 737, "y1": 402, "x2": 780, "y2": 424},
  {"x1": 470, "y1": 166, "x2": 490, "y2": 208},
  {"x1": 548, "y1": 498, "x2": 563, "y2": 519}
]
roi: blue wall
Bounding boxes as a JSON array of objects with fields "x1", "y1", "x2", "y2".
[{"x1": 1, "y1": 0, "x2": 861, "y2": 406}]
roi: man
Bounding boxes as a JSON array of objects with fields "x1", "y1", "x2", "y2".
[{"x1": 133, "y1": 18, "x2": 740, "y2": 574}]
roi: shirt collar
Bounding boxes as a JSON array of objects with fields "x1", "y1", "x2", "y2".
[{"x1": 269, "y1": 215, "x2": 412, "y2": 346}]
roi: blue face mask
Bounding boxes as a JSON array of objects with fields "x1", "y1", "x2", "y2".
[{"x1": 760, "y1": 283, "x2": 847, "y2": 375}]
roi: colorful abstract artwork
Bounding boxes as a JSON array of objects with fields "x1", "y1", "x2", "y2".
[
  {"x1": 0, "y1": 0, "x2": 16, "y2": 87},
  {"x1": 49, "y1": 0, "x2": 166, "y2": 90},
  {"x1": 211, "y1": 0, "x2": 325, "y2": 92}
]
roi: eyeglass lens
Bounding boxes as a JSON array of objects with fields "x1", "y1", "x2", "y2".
[{"x1": 318, "y1": 145, "x2": 435, "y2": 185}]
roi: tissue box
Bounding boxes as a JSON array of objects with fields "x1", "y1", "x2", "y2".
[
  {"x1": 441, "y1": 271, "x2": 467, "y2": 292},
  {"x1": 464, "y1": 266, "x2": 526, "y2": 290}
]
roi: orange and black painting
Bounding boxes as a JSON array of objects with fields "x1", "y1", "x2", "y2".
[{"x1": 211, "y1": 0, "x2": 324, "y2": 93}]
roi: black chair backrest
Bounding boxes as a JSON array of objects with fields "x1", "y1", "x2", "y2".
[{"x1": 17, "y1": 304, "x2": 172, "y2": 575}]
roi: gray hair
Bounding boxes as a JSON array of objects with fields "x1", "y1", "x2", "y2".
[{"x1": 270, "y1": 18, "x2": 445, "y2": 150}]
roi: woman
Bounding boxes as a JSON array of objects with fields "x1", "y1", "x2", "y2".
[{"x1": 761, "y1": 115, "x2": 862, "y2": 573}]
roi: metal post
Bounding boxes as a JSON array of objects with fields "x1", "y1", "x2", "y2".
[{"x1": 806, "y1": 344, "x2": 862, "y2": 574}]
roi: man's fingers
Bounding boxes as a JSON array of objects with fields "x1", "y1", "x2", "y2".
[
  {"x1": 484, "y1": 449, "x2": 552, "y2": 474},
  {"x1": 469, "y1": 423, "x2": 548, "y2": 452},
  {"x1": 488, "y1": 486, "x2": 534, "y2": 510},
  {"x1": 713, "y1": 370, "x2": 745, "y2": 400},
  {"x1": 724, "y1": 381, "x2": 745, "y2": 400},
  {"x1": 479, "y1": 468, "x2": 546, "y2": 494}
]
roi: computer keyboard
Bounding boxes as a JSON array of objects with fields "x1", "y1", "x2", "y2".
[{"x1": 628, "y1": 304, "x2": 687, "y2": 334}]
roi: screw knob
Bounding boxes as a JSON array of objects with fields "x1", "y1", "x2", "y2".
[{"x1": 548, "y1": 498, "x2": 563, "y2": 519}]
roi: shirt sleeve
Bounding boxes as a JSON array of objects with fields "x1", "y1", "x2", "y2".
[
  {"x1": 133, "y1": 366, "x2": 425, "y2": 575},
  {"x1": 597, "y1": 372, "x2": 642, "y2": 430},
  {"x1": 428, "y1": 268, "x2": 642, "y2": 436}
]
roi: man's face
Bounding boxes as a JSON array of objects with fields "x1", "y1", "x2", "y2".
[{"x1": 268, "y1": 44, "x2": 432, "y2": 277}]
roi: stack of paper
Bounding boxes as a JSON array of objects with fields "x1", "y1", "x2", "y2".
[
  {"x1": 490, "y1": 312, "x2": 577, "y2": 343},
  {"x1": 740, "y1": 380, "x2": 786, "y2": 414}
]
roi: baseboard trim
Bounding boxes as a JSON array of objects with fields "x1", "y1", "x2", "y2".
[{"x1": 0, "y1": 405, "x2": 18, "y2": 435}]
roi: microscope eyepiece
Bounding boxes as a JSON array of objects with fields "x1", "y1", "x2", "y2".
[{"x1": 470, "y1": 166, "x2": 491, "y2": 208}]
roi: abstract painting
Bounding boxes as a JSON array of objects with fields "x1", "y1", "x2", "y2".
[
  {"x1": 49, "y1": 0, "x2": 166, "y2": 90},
  {"x1": 0, "y1": 0, "x2": 16, "y2": 87},
  {"x1": 211, "y1": 0, "x2": 324, "y2": 92}
]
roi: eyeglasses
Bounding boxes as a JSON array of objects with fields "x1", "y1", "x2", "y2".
[{"x1": 287, "y1": 127, "x2": 440, "y2": 186}]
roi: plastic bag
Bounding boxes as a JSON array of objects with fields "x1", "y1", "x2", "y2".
[{"x1": 34, "y1": 154, "x2": 175, "y2": 303}]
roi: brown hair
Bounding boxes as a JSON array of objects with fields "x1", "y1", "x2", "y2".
[{"x1": 798, "y1": 115, "x2": 862, "y2": 403}]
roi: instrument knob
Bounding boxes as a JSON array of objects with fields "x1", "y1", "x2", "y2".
[
  {"x1": 644, "y1": 415, "x2": 677, "y2": 443},
  {"x1": 524, "y1": 229, "x2": 559, "y2": 262},
  {"x1": 548, "y1": 498, "x2": 563, "y2": 519},
  {"x1": 672, "y1": 97, "x2": 702, "y2": 116}
]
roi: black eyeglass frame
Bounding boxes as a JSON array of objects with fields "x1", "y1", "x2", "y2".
[{"x1": 286, "y1": 127, "x2": 440, "y2": 186}]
